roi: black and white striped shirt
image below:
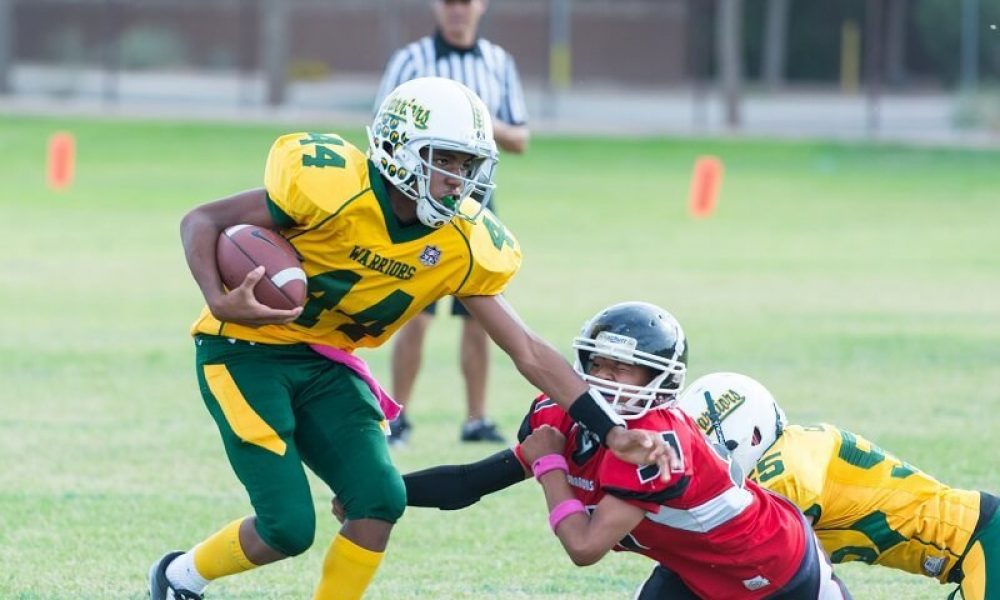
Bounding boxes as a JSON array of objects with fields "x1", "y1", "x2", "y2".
[{"x1": 374, "y1": 31, "x2": 528, "y2": 126}]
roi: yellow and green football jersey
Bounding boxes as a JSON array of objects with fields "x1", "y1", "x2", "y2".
[
  {"x1": 192, "y1": 132, "x2": 522, "y2": 351},
  {"x1": 750, "y1": 424, "x2": 981, "y2": 582}
]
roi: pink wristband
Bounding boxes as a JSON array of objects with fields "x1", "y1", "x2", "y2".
[
  {"x1": 532, "y1": 454, "x2": 568, "y2": 481},
  {"x1": 548, "y1": 498, "x2": 587, "y2": 532}
]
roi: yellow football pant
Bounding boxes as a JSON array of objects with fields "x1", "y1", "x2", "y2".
[{"x1": 957, "y1": 505, "x2": 1000, "y2": 600}]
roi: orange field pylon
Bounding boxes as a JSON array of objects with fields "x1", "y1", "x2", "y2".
[
  {"x1": 688, "y1": 155, "x2": 723, "y2": 218},
  {"x1": 47, "y1": 132, "x2": 76, "y2": 191}
]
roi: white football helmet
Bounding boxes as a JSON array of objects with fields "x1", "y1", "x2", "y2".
[
  {"x1": 573, "y1": 302, "x2": 688, "y2": 420},
  {"x1": 368, "y1": 77, "x2": 498, "y2": 228},
  {"x1": 677, "y1": 372, "x2": 788, "y2": 475}
]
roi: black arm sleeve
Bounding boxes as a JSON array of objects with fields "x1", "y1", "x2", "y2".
[{"x1": 404, "y1": 448, "x2": 529, "y2": 510}]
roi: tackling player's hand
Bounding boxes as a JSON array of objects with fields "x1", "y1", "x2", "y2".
[
  {"x1": 209, "y1": 266, "x2": 303, "y2": 327},
  {"x1": 519, "y1": 424, "x2": 567, "y2": 464},
  {"x1": 606, "y1": 427, "x2": 680, "y2": 482},
  {"x1": 331, "y1": 497, "x2": 346, "y2": 524}
]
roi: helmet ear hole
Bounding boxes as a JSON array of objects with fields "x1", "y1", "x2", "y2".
[
  {"x1": 751, "y1": 427, "x2": 762, "y2": 446},
  {"x1": 381, "y1": 141, "x2": 394, "y2": 157}
]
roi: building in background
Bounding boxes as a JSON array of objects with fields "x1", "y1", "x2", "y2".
[{"x1": 2, "y1": 0, "x2": 998, "y2": 141}]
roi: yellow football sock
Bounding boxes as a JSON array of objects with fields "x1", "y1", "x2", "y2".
[
  {"x1": 192, "y1": 517, "x2": 257, "y2": 580},
  {"x1": 312, "y1": 534, "x2": 385, "y2": 600}
]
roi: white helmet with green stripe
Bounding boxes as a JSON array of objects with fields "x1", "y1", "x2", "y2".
[
  {"x1": 678, "y1": 372, "x2": 788, "y2": 476},
  {"x1": 367, "y1": 77, "x2": 498, "y2": 228}
]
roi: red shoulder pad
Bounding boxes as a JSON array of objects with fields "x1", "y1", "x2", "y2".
[{"x1": 517, "y1": 394, "x2": 574, "y2": 443}]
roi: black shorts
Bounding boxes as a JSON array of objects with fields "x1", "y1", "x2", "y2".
[{"x1": 422, "y1": 296, "x2": 469, "y2": 317}]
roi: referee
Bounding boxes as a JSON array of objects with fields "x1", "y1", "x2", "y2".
[
  {"x1": 378, "y1": 0, "x2": 530, "y2": 446},
  {"x1": 373, "y1": 0, "x2": 529, "y2": 153}
]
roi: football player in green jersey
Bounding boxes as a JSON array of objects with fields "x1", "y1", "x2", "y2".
[
  {"x1": 678, "y1": 372, "x2": 1000, "y2": 600},
  {"x1": 149, "y1": 77, "x2": 677, "y2": 600}
]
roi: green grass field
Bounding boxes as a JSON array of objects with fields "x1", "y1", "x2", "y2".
[{"x1": 1, "y1": 114, "x2": 998, "y2": 599}]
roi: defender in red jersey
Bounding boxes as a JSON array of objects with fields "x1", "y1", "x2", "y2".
[{"x1": 355, "y1": 301, "x2": 851, "y2": 598}]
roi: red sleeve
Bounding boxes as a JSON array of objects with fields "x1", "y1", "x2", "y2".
[
  {"x1": 516, "y1": 394, "x2": 574, "y2": 442},
  {"x1": 515, "y1": 394, "x2": 575, "y2": 469},
  {"x1": 598, "y1": 426, "x2": 696, "y2": 512}
]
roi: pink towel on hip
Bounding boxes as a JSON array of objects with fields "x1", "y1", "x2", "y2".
[{"x1": 308, "y1": 344, "x2": 402, "y2": 421}]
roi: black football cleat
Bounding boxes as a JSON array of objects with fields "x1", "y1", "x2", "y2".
[
  {"x1": 387, "y1": 414, "x2": 412, "y2": 447},
  {"x1": 148, "y1": 551, "x2": 203, "y2": 600},
  {"x1": 460, "y1": 418, "x2": 506, "y2": 443}
]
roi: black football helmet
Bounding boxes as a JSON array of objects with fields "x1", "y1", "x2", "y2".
[{"x1": 573, "y1": 301, "x2": 688, "y2": 419}]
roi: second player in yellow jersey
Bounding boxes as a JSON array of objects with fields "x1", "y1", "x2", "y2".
[
  {"x1": 754, "y1": 424, "x2": 982, "y2": 579},
  {"x1": 679, "y1": 372, "x2": 1000, "y2": 600}
]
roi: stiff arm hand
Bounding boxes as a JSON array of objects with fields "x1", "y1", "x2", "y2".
[{"x1": 606, "y1": 427, "x2": 681, "y2": 480}]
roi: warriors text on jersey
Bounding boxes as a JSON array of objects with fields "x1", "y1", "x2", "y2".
[
  {"x1": 750, "y1": 423, "x2": 985, "y2": 582},
  {"x1": 192, "y1": 132, "x2": 522, "y2": 350},
  {"x1": 515, "y1": 396, "x2": 810, "y2": 599}
]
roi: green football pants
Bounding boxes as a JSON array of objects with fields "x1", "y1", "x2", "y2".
[{"x1": 194, "y1": 334, "x2": 405, "y2": 556}]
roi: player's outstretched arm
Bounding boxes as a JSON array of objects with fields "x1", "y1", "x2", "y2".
[
  {"x1": 460, "y1": 295, "x2": 679, "y2": 478},
  {"x1": 180, "y1": 188, "x2": 301, "y2": 326},
  {"x1": 332, "y1": 449, "x2": 528, "y2": 521},
  {"x1": 407, "y1": 449, "x2": 529, "y2": 510},
  {"x1": 521, "y1": 425, "x2": 645, "y2": 566}
]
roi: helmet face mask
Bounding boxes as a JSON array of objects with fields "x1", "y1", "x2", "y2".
[
  {"x1": 573, "y1": 302, "x2": 688, "y2": 420},
  {"x1": 368, "y1": 77, "x2": 498, "y2": 228},
  {"x1": 413, "y1": 144, "x2": 496, "y2": 227},
  {"x1": 677, "y1": 372, "x2": 788, "y2": 476}
]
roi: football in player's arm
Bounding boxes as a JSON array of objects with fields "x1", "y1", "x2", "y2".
[
  {"x1": 352, "y1": 302, "x2": 849, "y2": 599},
  {"x1": 148, "y1": 77, "x2": 676, "y2": 600},
  {"x1": 677, "y1": 372, "x2": 1000, "y2": 600}
]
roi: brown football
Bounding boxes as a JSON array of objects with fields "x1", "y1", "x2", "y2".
[{"x1": 216, "y1": 224, "x2": 307, "y2": 310}]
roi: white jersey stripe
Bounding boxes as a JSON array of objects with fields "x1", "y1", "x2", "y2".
[
  {"x1": 450, "y1": 54, "x2": 463, "y2": 86},
  {"x1": 644, "y1": 485, "x2": 753, "y2": 533},
  {"x1": 461, "y1": 53, "x2": 476, "y2": 97},
  {"x1": 421, "y1": 38, "x2": 435, "y2": 77}
]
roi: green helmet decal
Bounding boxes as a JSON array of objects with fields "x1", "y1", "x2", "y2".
[
  {"x1": 693, "y1": 388, "x2": 747, "y2": 437},
  {"x1": 455, "y1": 86, "x2": 487, "y2": 141},
  {"x1": 384, "y1": 95, "x2": 431, "y2": 130},
  {"x1": 471, "y1": 101, "x2": 485, "y2": 136}
]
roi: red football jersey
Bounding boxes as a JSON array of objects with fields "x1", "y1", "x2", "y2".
[{"x1": 515, "y1": 396, "x2": 807, "y2": 599}]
